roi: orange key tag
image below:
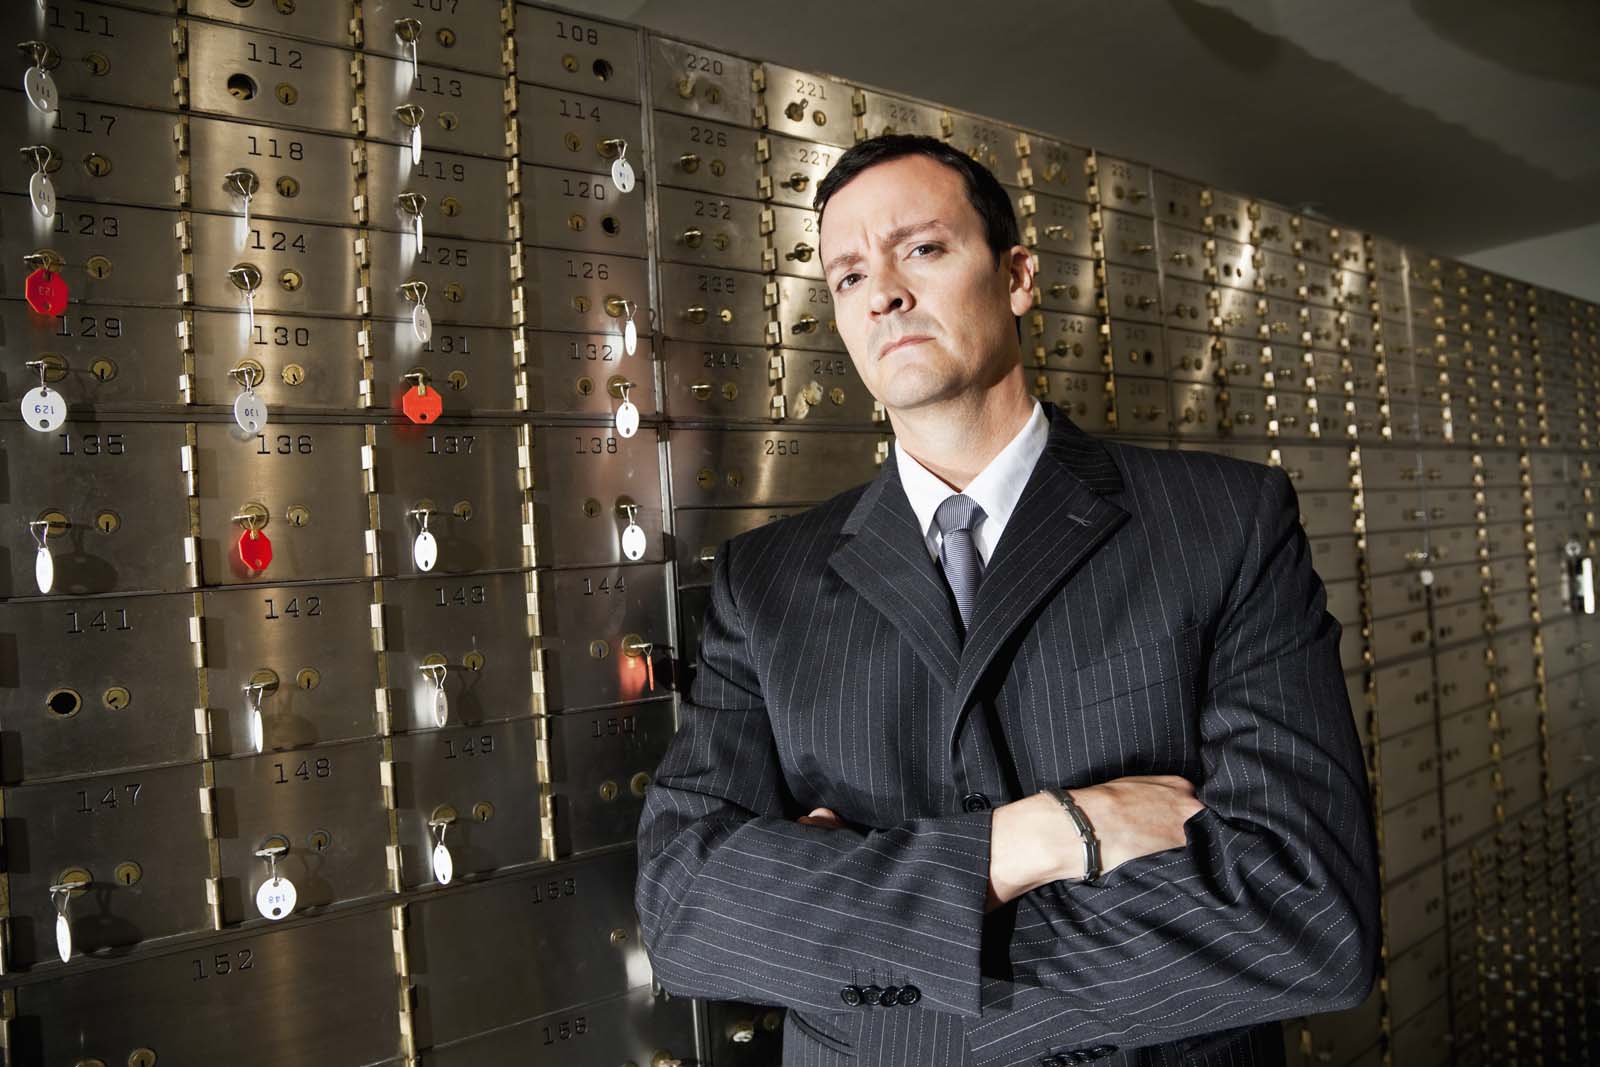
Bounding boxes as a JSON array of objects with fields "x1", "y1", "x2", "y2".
[
  {"x1": 402, "y1": 382, "x2": 442, "y2": 424},
  {"x1": 25, "y1": 267, "x2": 67, "y2": 316},
  {"x1": 239, "y1": 527, "x2": 273, "y2": 571}
]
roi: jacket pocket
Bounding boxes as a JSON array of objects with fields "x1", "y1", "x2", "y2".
[
  {"x1": 1066, "y1": 623, "x2": 1204, "y2": 707},
  {"x1": 786, "y1": 1009, "x2": 858, "y2": 1058}
]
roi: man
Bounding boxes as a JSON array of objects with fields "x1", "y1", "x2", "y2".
[{"x1": 636, "y1": 134, "x2": 1380, "y2": 1067}]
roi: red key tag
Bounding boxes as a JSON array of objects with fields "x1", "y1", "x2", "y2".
[
  {"x1": 25, "y1": 268, "x2": 67, "y2": 316},
  {"x1": 239, "y1": 528, "x2": 273, "y2": 571},
  {"x1": 402, "y1": 382, "x2": 443, "y2": 424}
]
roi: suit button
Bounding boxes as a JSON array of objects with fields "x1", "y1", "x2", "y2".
[
  {"x1": 897, "y1": 985, "x2": 921, "y2": 1006},
  {"x1": 861, "y1": 984, "x2": 883, "y2": 1006},
  {"x1": 962, "y1": 792, "x2": 991, "y2": 812},
  {"x1": 1040, "y1": 1057, "x2": 1066, "y2": 1067},
  {"x1": 878, "y1": 985, "x2": 900, "y2": 1006},
  {"x1": 840, "y1": 985, "x2": 863, "y2": 1007},
  {"x1": 1089, "y1": 1046, "x2": 1118, "y2": 1058}
]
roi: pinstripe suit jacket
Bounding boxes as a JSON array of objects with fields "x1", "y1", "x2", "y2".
[{"x1": 636, "y1": 402, "x2": 1380, "y2": 1067}]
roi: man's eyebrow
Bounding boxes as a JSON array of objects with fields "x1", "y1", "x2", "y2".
[{"x1": 822, "y1": 219, "x2": 951, "y2": 278}]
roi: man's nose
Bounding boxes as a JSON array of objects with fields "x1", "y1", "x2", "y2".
[{"x1": 868, "y1": 265, "x2": 913, "y2": 316}]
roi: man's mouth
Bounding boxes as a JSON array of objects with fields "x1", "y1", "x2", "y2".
[{"x1": 879, "y1": 335, "x2": 932, "y2": 359}]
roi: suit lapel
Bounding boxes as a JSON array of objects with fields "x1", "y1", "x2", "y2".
[
  {"x1": 827, "y1": 451, "x2": 963, "y2": 688},
  {"x1": 949, "y1": 405, "x2": 1130, "y2": 732}
]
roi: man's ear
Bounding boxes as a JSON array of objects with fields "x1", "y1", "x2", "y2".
[{"x1": 1006, "y1": 245, "x2": 1036, "y2": 317}]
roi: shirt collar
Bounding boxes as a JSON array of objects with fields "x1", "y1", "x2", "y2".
[{"x1": 895, "y1": 398, "x2": 1049, "y2": 548}]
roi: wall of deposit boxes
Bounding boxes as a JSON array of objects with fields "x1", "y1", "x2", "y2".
[{"x1": 0, "y1": 2, "x2": 1597, "y2": 1065}]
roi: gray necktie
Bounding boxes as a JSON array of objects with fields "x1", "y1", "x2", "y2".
[{"x1": 934, "y1": 494, "x2": 986, "y2": 634}]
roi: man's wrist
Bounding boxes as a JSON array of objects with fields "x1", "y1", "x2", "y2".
[{"x1": 1047, "y1": 787, "x2": 1102, "y2": 884}]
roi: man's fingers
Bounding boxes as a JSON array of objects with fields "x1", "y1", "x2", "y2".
[{"x1": 798, "y1": 806, "x2": 844, "y2": 828}]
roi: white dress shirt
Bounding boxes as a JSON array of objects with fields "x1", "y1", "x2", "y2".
[{"x1": 895, "y1": 399, "x2": 1050, "y2": 566}]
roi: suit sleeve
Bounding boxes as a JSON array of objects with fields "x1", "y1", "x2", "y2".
[
  {"x1": 964, "y1": 464, "x2": 1381, "y2": 1064},
  {"x1": 634, "y1": 534, "x2": 996, "y2": 1017}
]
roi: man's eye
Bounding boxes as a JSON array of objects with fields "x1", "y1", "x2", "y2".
[
  {"x1": 836, "y1": 273, "x2": 861, "y2": 291},
  {"x1": 910, "y1": 243, "x2": 941, "y2": 256}
]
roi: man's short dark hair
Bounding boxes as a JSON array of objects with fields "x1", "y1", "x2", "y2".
[{"x1": 813, "y1": 134, "x2": 1022, "y2": 264}]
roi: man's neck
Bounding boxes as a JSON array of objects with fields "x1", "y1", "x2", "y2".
[{"x1": 891, "y1": 372, "x2": 1036, "y2": 491}]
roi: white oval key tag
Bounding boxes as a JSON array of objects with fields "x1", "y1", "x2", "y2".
[
  {"x1": 432, "y1": 685, "x2": 449, "y2": 728},
  {"x1": 29, "y1": 170, "x2": 56, "y2": 220},
  {"x1": 255, "y1": 876, "x2": 297, "y2": 921},
  {"x1": 56, "y1": 912, "x2": 72, "y2": 963},
  {"x1": 621, "y1": 521, "x2": 647, "y2": 562},
  {"x1": 22, "y1": 386, "x2": 67, "y2": 432},
  {"x1": 623, "y1": 317, "x2": 638, "y2": 356},
  {"x1": 615, "y1": 398, "x2": 639, "y2": 439},
  {"x1": 249, "y1": 706, "x2": 264, "y2": 754},
  {"x1": 35, "y1": 545, "x2": 54, "y2": 594},
  {"x1": 24, "y1": 66, "x2": 58, "y2": 113},
  {"x1": 410, "y1": 125, "x2": 424, "y2": 166},
  {"x1": 432, "y1": 842, "x2": 454, "y2": 885},
  {"x1": 611, "y1": 156, "x2": 635, "y2": 194},
  {"x1": 413, "y1": 528, "x2": 438, "y2": 572},
  {"x1": 412, "y1": 302, "x2": 433, "y2": 343},
  {"x1": 233, "y1": 387, "x2": 268, "y2": 434}
]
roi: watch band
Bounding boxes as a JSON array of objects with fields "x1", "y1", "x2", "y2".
[{"x1": 1048, "y1": 787, "x2": 1102, "y2": 883}]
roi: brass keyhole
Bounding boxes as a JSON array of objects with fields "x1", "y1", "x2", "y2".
[
  {"x1": 609, "y1": 927, "x2": 629, "y2": 946},
  {"x1": 281, "y1": 363, "x2": 305, "y2": 386},
  {"x1": 32, "y1": 353, "x2": 68, "y2": 382},
  {"x1": 85, "y1": 255, "x2": 112, "y2": 279},
  {"x1": 721, "y1": 382, "x2": 739, "y2": 400},
  {"x1": 129, "y1": 1047, "x2": 158, "y2": 1067},
  {"x1": 276, "y1": 176, "x2": 300, "y2": 198},
  {"x1": 96, "y1": 510, "x2": 121, "y2": 534},
  {"x1": 462, "y1": 651, "x2": 485, "y2": 672},
  {"x1": 599, "y1": 780, "x2": 619, "y2": 801},
  {"x1": 576, "y1": 376, "x2": 595, "y2": 396},
  {"x1": 440, "y1": 196, "x2": 461, "y2": 217},
  {"x1": 696, "y1": 468, "x2": 716, "y2": 489},
  {"x1": 562, "y1": 53, "x2": 579, "y2": 73},
  {"x1": 103, "y1": 686, "x2": 130, "y2": 711},
  {"x1": 248, "y1": 668, "x2": 281, "y2": 693},
  {"x1": 589, "y1": 640, "x2": 610, "y2": 659},
  {"x1": 83, "y1": 51, "x2": 110, "y2": 76},
  {"x1": 46, "y1": 687, "x2": 82, "y2": 718},
  {"x1": 285, "y1": 504, "x2": 309, "y2": 528},
  {"x1": 446, "y1": 370, "x2": 467, "y2": 391},
  {"x1": 709, "y1": 160, "x2": 725, "y2": 177},
  {"x1": 307, "y1": 829, "x2": 332, "y2": 852},
  {"x1": 568, "y1": 213, "x2": 586, "y2": 232},
  {"x1": 572, "y1": 295, "x2": 591, "y2": 313},
  {"x1": 564, "y1": 132, "x2": 582, "y2": 152},
  {"x1": 275, "y1": 83, "x2": 298, "y2": 106},
  {"x1": 581, "y1": 498, "x2": 600, "y2": 518},
  {"x1": 471, "y1": 801, "x2": 493, "y2": 822},
  {"x1": 83, "y1": 152, "x2": 111, "y2": 177},
  {"x1": 57, "y1": 867, "x2": 92, "y2": 896},
  {"x1": 90, "y1": 358, "x2": 117, "y2": 382},
  {"x1": 295, "y1": 667, "x2": 320, "y2": 690},
  {"x1": 438, "y1": 112, "x2": 459, "y2": 132},
  {"x1": 630, "y1": 772, "x2": 650, "y2": 797},
  {"x1": 113, "y1": 861, "x2": 142, "y2": 886},
  {"x1": 39, "y1": 509, "x2": 70, "y2": 537},
  {"x1": 451, "y1": 500, "x2": 473, "y2": 521},
  {"x1": 436, "y1": 27, "x2": 457, "y2": 47},
  {"x1": 429, "y1": 803, "x2": 459, "y2": 826},
  {"x1": 443, "y1": 282, "x2": 463, "y2": 303},
  {"x1": 279, "y1": 269, "x2": 303, "y2": 291}
]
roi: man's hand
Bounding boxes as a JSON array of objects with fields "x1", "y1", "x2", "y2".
[
  {"x1": 988, "y1": 775, "x2": 1204, "y2": 911},
  {"x1": 798, "y1": 806, "x2": 847, "y2": 829}
]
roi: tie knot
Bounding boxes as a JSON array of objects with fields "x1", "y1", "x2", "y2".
[{"x1": 933, "y1": 493, "x2": 986, "y2": 536}]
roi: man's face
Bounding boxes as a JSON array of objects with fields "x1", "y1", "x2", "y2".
[{"x1": 818, "y1": 154, "x2": 1033, "y2": 415}]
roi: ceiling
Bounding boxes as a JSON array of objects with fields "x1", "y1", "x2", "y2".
[{"x1": 586, "y1": 0, "x2": 1600, "y2": 299}]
